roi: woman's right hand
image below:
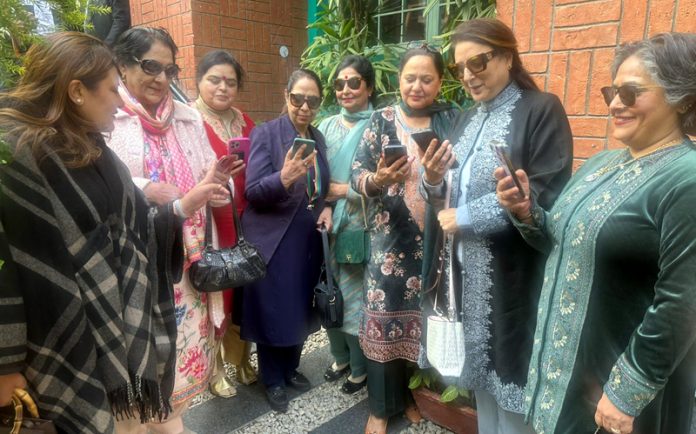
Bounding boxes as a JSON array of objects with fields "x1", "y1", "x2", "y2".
[
  {"x1": 373, "y1": 155, "x2": 414, "y2": 188},
  {"x1": 494, "y1": 167, "x2": 533, "y2": 223},
  {"x1": 0, "y1": 373, "x2": 27, "y2": 407},
  {"x1": 280, "y1": 145, "x2": 316, "y2": 190},
  {"x1": 144, "y1": 182, "x2": 182, "y2": 206},
  {"x1": 421, "y1": 139, "x2": 456, "y2": 185}
]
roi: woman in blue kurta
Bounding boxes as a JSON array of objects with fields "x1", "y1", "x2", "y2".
[
  {"x1": 497, "y1": 33, "x2": 696, "y2": 434},
  {"x1": 240, "y1": 69, "x2": 332, "y2": 413}
]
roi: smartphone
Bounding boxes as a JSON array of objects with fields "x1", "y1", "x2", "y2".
[
  {"x1": 228, "y1": 137, "x2": 250, "y2": 165},
  {"x1": 383, "y1": 144, "x2": 408, "y2": 167},
  {"x1": 489, "y1": 140, "x2": 526, "y2": 199},
  {"x1": 412, "y1": 130, "x2": 440, "y2": 153},
  {"x1": 292, "y1": 137, "x2": 316, "y2": 159}
]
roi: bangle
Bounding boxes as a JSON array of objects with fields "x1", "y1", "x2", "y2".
[
  {"x1": 368, "y1": 174, "x2": 383, "y2": 193},
  {"x1": 173, "y1": 199, "x2": 186, "y2": 218}
]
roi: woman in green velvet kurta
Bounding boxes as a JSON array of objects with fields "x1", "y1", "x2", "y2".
[{"x1": 496, "y1": 33, "x2": 696, "y2": 434}]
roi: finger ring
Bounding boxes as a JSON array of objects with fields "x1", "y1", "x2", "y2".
[
  {"x1": 303, "y1": 161, "x2": 309, "y2": 168},
  {"x1": 611, "y1": 428, "x2": 621, "y2": 434}
]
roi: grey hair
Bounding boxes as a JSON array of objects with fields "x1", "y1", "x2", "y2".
[{"x1": 612, "y1": 33, "x2": 696, "y2": 135}]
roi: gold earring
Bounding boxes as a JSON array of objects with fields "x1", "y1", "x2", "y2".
[{"x1": 76, "y1": 98, "x2": 83, "y2": 105}]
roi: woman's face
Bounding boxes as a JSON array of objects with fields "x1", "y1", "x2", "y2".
[
  {"x1": 399, "y1": 55, "x2": 442, "y2": 110},
  {"x1": 335, "y1": 66, "x2": 371, "y2": 113},
  {"x1": 285, "y1": 77, "x2": 321, "y2": 132},
  {"x1": 454, "y1": 41, "x2": 511, "y2": 103},
  {"x1": 609, "y1": 55, "x2": 680, "y2": 150},
  {"x1": 198, "y1": 63, "x2": 239, "y2": 111},
  {"x1": 120, "y1": 41, "x2": 176, "y2": 113},
  {"x1": 76, "y1": 68, "x2": 124, "y2": 132}
]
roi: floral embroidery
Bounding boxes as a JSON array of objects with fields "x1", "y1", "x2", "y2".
[
  {"x1": 588, "y1": 191, "x2": 612, "y2": 211},
  {"x1": 604, "y1": 354, "x2": 660, "y2": 417},
  {"x1": 565, "y1": 261, "x2": 580, "y2": 281},
  {"x1": 571, "y1": 222, "x2": 585, "y2": 246},
  {"x1": 178, "y1": 346, "x2": 207, "y2": 380}
]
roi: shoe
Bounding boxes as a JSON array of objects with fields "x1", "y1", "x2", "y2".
[
  {"x1": 265, "y1": 385, "x2": 289, "y2": 413},
  {"x1": 286, "y1": 371, "x2": 311, "y2": 392},
  {"x1": 209, "y1": 376, "x2": 237, "y2": 398},
  {"x1": 364, "y1": 414, "x2": 387, "y2": 434},
  {"x1": 340, "y1": 377, "x2": 367, "y2": 394},
  {"x1": 235, "y1": 361, "x2": 258, "y2": 385},
  {"x1": 323, "y1": 363, "x2": 350, "y2": 382}
]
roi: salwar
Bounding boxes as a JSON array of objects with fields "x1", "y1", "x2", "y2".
[
  {"x1": 366, "y1": 358, "x2": 414, "y2": 418},
  {"x1": 475, "y1": 390, "x2": 535, "y2": 434},
  {"x1": 257, "y1": 343, "x2": 303, "y2": 388},
  {"x1": 327, "y1": 329, "x2": 368, "y2": 378}
]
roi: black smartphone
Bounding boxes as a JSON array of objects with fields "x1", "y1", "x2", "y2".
[
  {"x1": 412, "y1": 130, "x2": 440, "y2": 153},
  {"x1": 292, "y1": 137, "x2": 316, "y2": 159},
  {"x1": 383, "y1": 144, "x2": 408, "y2": 167},
  {"x1": 489, "y1": 140, "x2": 526, "y2": 199}
]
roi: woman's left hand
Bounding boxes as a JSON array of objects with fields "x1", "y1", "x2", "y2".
[
  {"x1": 437, "y1": 208, "x2": 458, "y2": 235},
  {"x1": 228, "y1": 158, "x2": 246, "y2": 180},
  {"x1": 421, "y1": 139, "x2": 456, "y2": 185},
  {"x1": 595, "y1": 393, "x2": 634, "y2": 434},
  {"x1": 316, "y1": 206, "x2": 333, "y2": 233}
]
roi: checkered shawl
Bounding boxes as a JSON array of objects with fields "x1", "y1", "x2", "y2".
[{"x1": 0, "y1": 134, "x2": 181, "y2": 433}]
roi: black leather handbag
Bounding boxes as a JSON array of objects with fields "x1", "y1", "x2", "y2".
[
  {"x1": 313, "y1": 225, "x2": 344, "y2": 329},
  {"x1": 189, "y1": 188, "x2": 266, "y2": 292}
]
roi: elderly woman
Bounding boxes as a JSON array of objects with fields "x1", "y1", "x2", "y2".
[
  {"x1": 241, "y1": 69, "x2": 332, "y2": 413},
  {"x1": 350, "y1": 46, "x2": 457, "y2": 434},
  {"x1": 497, "y1": 32, "x2": 696, "y2": 434},
  {"x1": 420, "y1": 18, "x2": 573, "y2": 433},
  {"x1": 193, "y1": 49, "x2": 257, "y2": 396},
  {"x1": 0, "y1": 32, "x2": 225, "y2": 433},
  {"x1": 108, "y1": 27, "x2": 239, "y2": 433},
  {"x1": 317, "y1": 55, "x2": 375, "y2": 394}
]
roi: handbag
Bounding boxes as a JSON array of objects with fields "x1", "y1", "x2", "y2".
[
  {"x1": 313, "y1": 225, "x2": 344, "y2": 329},
  {"x1": 189, "y1": 186, "x2": 266, "y2": 292},
  {"x1": 0, "y1": 389, "x2": 57, "y2": 434},
  {"x1": 426, "y1": 171, "x2": 466, "y2": 378},
  {"x1": 334, "y1": 196, "x2": 370, "y2": 264}
]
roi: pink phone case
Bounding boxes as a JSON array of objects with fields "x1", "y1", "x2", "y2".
[{"x1": 228, "y1": 137, "x2": 251, "y2": 165}]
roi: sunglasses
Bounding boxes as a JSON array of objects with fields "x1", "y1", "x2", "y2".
[
  {"x1": 133, "y1": 57, "x2": 181, "y2": 79},
  {"x1": 600, "y1": 84, "x2": 661, "y2": 106},
  {"x1": 333, "y1": 76, "x2": 364, "y2": 91},
  {"x1": 448, "y1": 50, "x2": 497, "y2": 78},
  {"x1": 289, "y1": 93, "x2": 322, "y2": 110},
  {"x1": 206, "y1": 75, "x2": 238, "y2": 88}
]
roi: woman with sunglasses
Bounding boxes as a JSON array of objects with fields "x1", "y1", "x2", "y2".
[
  {"x1": 107, "y1": 27, "x2": 239, "y2": 433},
  {"x1": 193, "y1": 49, "x2": 258, "y2": 399},
  {"x1": 350, "y1": 46, "x2": 457, "y2": 434},
  {"x1": 497, "y1": 33, "x2": 696, "y2": 434},
  {"x1": 420, "y1": 18, "x2": 573, "y2": 433},
  {"x1": 240, "y1": 68, "x2": 332, "y2": 413},
  {"x1": 317, "y1": 55, "x2": 376, "y2": 395}
]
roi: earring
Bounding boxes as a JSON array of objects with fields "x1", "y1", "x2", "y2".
[
  {"x1": 76, "y1": 98, "x2": 83, "y2": 105},
  {"x1": 507, "y1": 64, "x2": 512, "y2": 71}
]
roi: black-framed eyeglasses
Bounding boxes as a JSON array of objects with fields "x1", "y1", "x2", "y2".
[
  {"x1": 133, "y1": 57, "x2": 181, "y2": 79},
  {"x1": 289, "y1": 93, "x2": 321, "y2": 109},
  {"x1": 206, "y1": 75, "x2": 238, "y2": 88},
  {"x1": 448, "y1": 50, "x2": 497, "y2": 78},
  {"x1": 333, "y1": 76, "x2": 364, "y2": 91},
  {"x1": 600, "y1": 84, "x2": 661, "y2": 106}
]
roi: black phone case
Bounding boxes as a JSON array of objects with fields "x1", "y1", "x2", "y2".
[{"x1": 383, "y1": 145, "x2": 408, "y2": 167}]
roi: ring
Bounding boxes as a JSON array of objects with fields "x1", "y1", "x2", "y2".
[
  {"x1": 611, "y1": 428, "x2": 621, "y2": 434},
  {"x1": 303, "y1": 161, "x2": 309, "y2": 168}
]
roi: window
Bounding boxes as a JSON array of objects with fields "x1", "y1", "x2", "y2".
[{"x1": 375, "y1": 0, "x2": 455, "y2": 43}]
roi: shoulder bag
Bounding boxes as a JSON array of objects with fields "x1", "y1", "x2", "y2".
[
  {"x1": 314, "y1": 224, "x2": 344, "y2": 329},
  {"x1": 0, "y1": 389, "x2": 57, "y2": 434},
  {"x1": 334, "y1": 195, "x2": 370, "y2": 264}
]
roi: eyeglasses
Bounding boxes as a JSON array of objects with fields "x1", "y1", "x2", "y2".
[
  {"x1": 333, "y1": 77, "x2": 364, "y2": 91},
  {"x1": 206, "y1": 75, "x2": 238, "y2": 88},
  {"x1": 448, "y1": 50, "x2": 497, "y2": 78},
  {"x1": 289, "y1": 93, "x2": 322, "y2": 109},
  {"x1": 133, "y1": 57, "x2": 181, "y2": 79},
  {"x1": 600, "y1": 84, "x2": 661, "y2": 106}
]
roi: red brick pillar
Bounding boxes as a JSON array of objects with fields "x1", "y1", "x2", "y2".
[{"x1": 496, "y1": 0, "x2": 696, "y2": 166}]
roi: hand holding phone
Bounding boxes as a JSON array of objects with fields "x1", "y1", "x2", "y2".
[
  {"x1": 489, "y1": 140, "x2": 526, "y2": 199},
  {"x1": 412, "y1": 130, "x2": 440, "y2": 153},
  {"x1": 292, "y1": 138, "x2": 316, "y2": 159},
  {"x1": 383, "y1": 144, "x2": 408, "y2": 167}
]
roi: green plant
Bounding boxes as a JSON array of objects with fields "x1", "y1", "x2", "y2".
[{"x1": 409, "y1": 367, "x2": 475, "y2": 407}]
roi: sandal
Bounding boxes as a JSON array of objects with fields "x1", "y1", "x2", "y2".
[
  {"x1": 364, "y1": 414, "x2": 387, "y2": 434},
  {"x1": 404, "y1": 404, "x2": 422, "y2": 424}
]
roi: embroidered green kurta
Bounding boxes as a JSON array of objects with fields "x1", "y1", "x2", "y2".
[{"x1": 521, "y1": 141, "x2": 696, "y2": 434}]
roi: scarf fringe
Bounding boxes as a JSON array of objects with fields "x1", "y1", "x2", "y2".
[{"x1": 109, "y1": 375, "x2": 172, "y2": 423}]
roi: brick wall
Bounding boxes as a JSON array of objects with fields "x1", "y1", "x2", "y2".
[
  {"x1": 497, "y1": 0, "x2": 696, "y2": 167},
  {"x1": 130, "y1": 0, "x2": 308, "y2": 122}
]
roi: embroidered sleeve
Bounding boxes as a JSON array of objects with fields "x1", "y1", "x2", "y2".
[
  {"x1": 604, "y1": 354, "x2": 660, "y2": 417},
  {"x1": 466, "y1": 192, "x2": 508, "y2": 236},
  {"x1": 0, "y1": 218, "x2": 27, "y2": 374},
  {"x1": 509, "y1": 203, "x2": 552, "y2": 254}
]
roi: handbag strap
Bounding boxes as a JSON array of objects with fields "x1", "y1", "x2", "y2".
[
  {"x1": 200, "y1": 183, "x2": 244, "y2": 246},
  {"x1": 320, "y1": 224, "x2": 335, "y2": 297},
  {"x1": 228, "y1": 183, "x2": 247, "y2": 242},
  {"x1": 432, "y1": 171, "x2": 458, "y2": 321}
]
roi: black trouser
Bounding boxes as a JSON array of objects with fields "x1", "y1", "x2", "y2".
[
  {"x1": 366, "y1": 358, "x2": 414, "y2": 418},
  {"x1": 257, "y1": 342, "x2": 304, "y2": 388}
]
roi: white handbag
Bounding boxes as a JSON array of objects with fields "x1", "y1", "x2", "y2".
[{"x1": 426, "y1": 171, "x2": 466, "y2": 377}]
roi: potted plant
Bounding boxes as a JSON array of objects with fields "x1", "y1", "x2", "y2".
[{"x1": 409, "y1": 368, "x2": 477, "y2": 434}]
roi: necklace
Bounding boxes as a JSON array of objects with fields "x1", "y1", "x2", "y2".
[{"x1": 584, "y1": 137, "x2": 685, "y2": 182}]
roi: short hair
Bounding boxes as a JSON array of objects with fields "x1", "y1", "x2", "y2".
[
  {"x1": 0, "y1": 32, "x2": 117, "y2": 167},
  {"x1": 286, "y1": 68, "x2": 323, "y2": 97},
  {"x1": 113, "y1": 26, "x2": 178, "y2": 68},
  {"x1": 196, "y1": 50, "x2": 246, "y2": 89},
  {"x1": 612, "y1": 32, "x2": 696, "y2": 135},
  {"x1": 450, "y1": 18, "x2": 539, "y2": 92},
  {"x1": 399, "y1": 45, "x2": 445, "y2": 78}
]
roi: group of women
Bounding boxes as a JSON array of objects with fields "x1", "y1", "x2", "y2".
[{"x1": 0, "y1": 16, "x2": 695, "y2": 434}]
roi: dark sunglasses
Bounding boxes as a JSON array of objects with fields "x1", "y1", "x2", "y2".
[
  {"x1": 133, "y1": 57, "x2": 181, "y2": 79},
  {"x1": 289, "y1": 93, "x2": 322, "y2": 109},
  {"x1": 333, "y1": 76, "x2": 364, "y2": 91},
  {"x1": 206, "y1": 75, "x2": 238, "y2": 88},
  {"x1": 600, "y1": 84, "x2": 661, "y2": 106},
  {"x1": 448, "y1": 50, "x2": 497, "y2": 78}
]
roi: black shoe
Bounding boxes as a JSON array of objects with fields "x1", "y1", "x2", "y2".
[
  {"x1": 323, "y1": 364, "x2": 350, "y2": 382},
  {"x1": 286, "y1": 371, "x2": 311, "y2": 392},
  {"x1": 265, "y1": 385, "x2": 288, "y2": 413},
  {"x1": 340, "y1": 378, "x2": 367, "y2": 394}
]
